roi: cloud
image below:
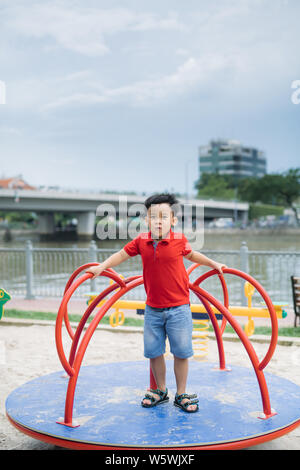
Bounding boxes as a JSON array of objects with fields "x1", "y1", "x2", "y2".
[
  {"x1": 0, "y1": 126, "x2": 22, "y2": 135},
  {"x1": 45, "y1": 55, "x2": 232, "y2": 109},
  {"x1": 3, "y1": 2, "x2": 185, "y2": 56},
  {"x1": 129, "y1": 11, "x2": 186, "y2": 32},
  {"x1": 175, "y1": 48, "x2": 190, "y2": 57},
  {"x1": 5, "y1": 70, "x2": 95, "y2": 111},
  {"x1": 3, "y1": 0, "x2": 300, "y2": 114}
]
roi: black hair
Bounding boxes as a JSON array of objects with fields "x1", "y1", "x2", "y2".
[{"x1": 144, "y1": 193, "x2": 180, "y2": 215}]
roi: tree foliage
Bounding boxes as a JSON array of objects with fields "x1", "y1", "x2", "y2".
[
  {"x1": 237, "y1": 168, "x2": 300, "y2": 223},
  {"x1": 195, "y1": 168, "x2": 300, "y2": 224},
  {"x1": 194, "y1": 173, "x2": 236, "y2": 200}
]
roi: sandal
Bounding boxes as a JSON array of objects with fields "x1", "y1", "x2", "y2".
[
  {"x1": 141, "y1": 388, "x2": 169, "y2": 408},
  {"x1": 174, "y1": 393, "x2": 199, "y2": 413}
]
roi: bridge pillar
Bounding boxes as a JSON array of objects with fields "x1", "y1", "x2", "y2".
[
  {"x1": 241, "y1": 210, "x2": 248, "y2": 225},
  {"x1": 37, "y1": 213, "x2": 55, "y2": 238},
  {"x1": 77, "y1": 211, "x2": 96, "y2": 240}
]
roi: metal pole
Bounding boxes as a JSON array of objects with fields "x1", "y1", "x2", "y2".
[
  {"x1": 234, "y1": 186, "x2": 238, "y2": 226},
  {"x1": 240, "y1": 241, "x2": 249, "y2": 306},
  {"x1": 25, "y1": 240, "x2": 35, "y2": 299},
  {"x1": 88, "y1": 240, "x2": 97, "y2": 293}
]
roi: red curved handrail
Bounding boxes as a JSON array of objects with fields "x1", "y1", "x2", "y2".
[
  {"x1": 186, "y1": 263, "x2": 200, "y2": 276},
  {"x1": 190, "y1": 267, "x2": 229, "y2": 334},
  {"x1": 61, "y1": 264, "x2": 126, "y2": 341},
  {"x1": 189, "y1": 282, "x2": 274, "y2": 417},
  {"x1": 55, "y1": 265, "x2": 278, "y2": 426},
  {"x1": 188, "y1": 267, "x2": 278, "y2": 370},
  {"x1": 69, "y1": 275, "x2": 143, "y2": 366},
  {"x1": 63, "y1": 263, "x2": 124, "y2": 294},
  {"x1": 195, "y1": 290, "x2": 227, "y2": 370},
  {"x1": 55, "y1": 266, "x2": 128, "y2": 376},
  {"x1": 61, "y1": 276, "x2": 144, "y2": 426}
]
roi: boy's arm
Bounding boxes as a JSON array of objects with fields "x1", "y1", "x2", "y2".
[
  {"x1": 184, "y1": 250, "x2": 227, "y2": 274},
  {"x1": 85, "y1": 248, "x2": 131, "y2": 278}
]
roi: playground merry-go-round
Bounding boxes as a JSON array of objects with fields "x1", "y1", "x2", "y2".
[{"x1": 5, "y1": 263, "x2": 300, "y2": 450}]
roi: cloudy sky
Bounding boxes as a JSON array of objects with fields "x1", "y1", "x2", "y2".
[{"x1": 0, "y1": 0, "x2": 299, "y2": 195}]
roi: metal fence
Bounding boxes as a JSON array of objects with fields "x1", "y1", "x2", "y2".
[{"x1": 1, "y1": 240, "x2": 300, "y2": 306}]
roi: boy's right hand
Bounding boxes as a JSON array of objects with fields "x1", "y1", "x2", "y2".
[{"x1": 85, "y1": 264, "x2": 106, "y2": 279}]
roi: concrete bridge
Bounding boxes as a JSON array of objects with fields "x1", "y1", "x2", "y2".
[{"x1": 0, "y1": 189, "x2": 248, "y2": 239}]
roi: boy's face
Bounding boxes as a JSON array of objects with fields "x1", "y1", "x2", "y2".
[{"x1": 145, "y1": 203, "x2": 177, "y2": 239}]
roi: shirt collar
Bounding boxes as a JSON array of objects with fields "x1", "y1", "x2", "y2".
[{"x1": 146, "y1": 228, "x2": 174, "y2": 245}]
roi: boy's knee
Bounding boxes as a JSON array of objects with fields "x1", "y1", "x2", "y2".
[{"x1": 173, "y1": 352, "x2": 193, "y2": 360}]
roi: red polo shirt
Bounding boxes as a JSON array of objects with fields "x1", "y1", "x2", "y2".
[{"x1": 123, "y1": 229, "x2": 192, "y2": 308}]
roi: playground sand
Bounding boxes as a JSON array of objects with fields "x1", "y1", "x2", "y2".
[{"x1": 1, "y1": 323, "x2": 300, "y2": 450}]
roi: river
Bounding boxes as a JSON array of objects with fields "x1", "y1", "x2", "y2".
[
  {"x1": 1, "y1": 229, "x2": 300, "y2": 251},
  {"x1": 1, "y1": 229, "x2": 299, "y2": 304}
]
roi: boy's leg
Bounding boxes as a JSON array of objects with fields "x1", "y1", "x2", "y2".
[
  {"x1": 173, "y1": 355, "x2": 188, "y2": 395},
  {"x1": 142, "y1": 355, "x2": 167, "y2": 406},
  {"x1": 142, "y1": 305, "x2": 168, "y2": 406},
  {"x1": 166, "y1": 304, "x2": 197, "y2": 412},
  {"x1": 173, "y1": 356, "x2": 197, "y2": 412},
  {"x1": 150, "y1": 354, "x2": 167, "y2": 391}
]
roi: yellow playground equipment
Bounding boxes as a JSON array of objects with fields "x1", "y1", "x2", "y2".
[
  {"x1": 0, "y1": 288, "x2": 11, "y2": 321},
  {"x1": 191, "y1": 317, "x2": 210, "y2": 360},
  {"x1": 86, "y1": 280, "x2": 287, "y2": 360}
]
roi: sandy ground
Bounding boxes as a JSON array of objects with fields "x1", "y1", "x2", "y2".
[{"x1": 1, "y1": 314, "x2": 300, "y2": 451}]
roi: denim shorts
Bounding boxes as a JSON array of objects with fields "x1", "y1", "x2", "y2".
[{"x1": 144, "y1": 303, "x2": 194, "y2": 359}]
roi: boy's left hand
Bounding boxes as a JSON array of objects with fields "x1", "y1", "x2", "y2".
[{"x1": 210, "y1": 261, "x2": 227, "y2": 274}]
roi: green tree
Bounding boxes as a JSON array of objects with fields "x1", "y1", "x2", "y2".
[
  {"x1": 194, "y1": 173, "x2": 236, "y2": 200},
  {"x1": 238, "y1": 169, "x2": 300, "y2": 225}
]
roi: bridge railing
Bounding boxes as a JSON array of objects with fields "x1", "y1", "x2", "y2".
[{"x1": 0, "y1": 240, "x2": 299, "y2": 305}]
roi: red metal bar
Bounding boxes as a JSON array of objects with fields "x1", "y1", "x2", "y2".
[
  {"x1": 61, "y1": 264, "x2": 126, "y2": 340},
  {"x1": 55, "y1": 268, "x2": 131, "y2": 376},
  {"x1": 190, "y1": 282, "x2": 275, "y2": 418},
  {"x1": 62, "y1": 277, "x2": 144, "y2": 426},
  {"x1": 192, "y1": 289, "x2": 227, "y2": 370},
  {"x1": 149, "y1": 367, "x2": 157, "y2": 390},
  {"x1": 69, "y1": 276, "x2": 142, "y2": 366},
  {"x1": 223, "y1": 268, "x2": 278, "y2": 370},
  {"x1": 55, "y1": 274, "x2": 91, "y2": 377},
  {"x1": 62, "y1": 263, "x2": 101, "y2": 340},
  {"x1": 186, "y1": 262, "x2": 200, "y2": 277},
  {"x1": 63, "y1": 264, "x2": 122, "y2": 294},
  {"x1": 191, "y1": 269, "x2": 229, "y2": 334},
  {"x1": 55, "y1": 264, "x2": 278, "y2": 425},
  {"x1": 68, "y1": 284, "x2": 120, "y2": 367},
  {"x1": 189, "y1": 267, "x2": 278, "y2": 370}
]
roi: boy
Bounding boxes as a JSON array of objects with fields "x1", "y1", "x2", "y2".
[{"x1": 86, "y1": 193, "x2": 226, "y2": 413}]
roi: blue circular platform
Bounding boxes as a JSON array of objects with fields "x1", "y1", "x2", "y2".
[{"x1": 6, "y1": 361, "x2": 300, "y2": 450}]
